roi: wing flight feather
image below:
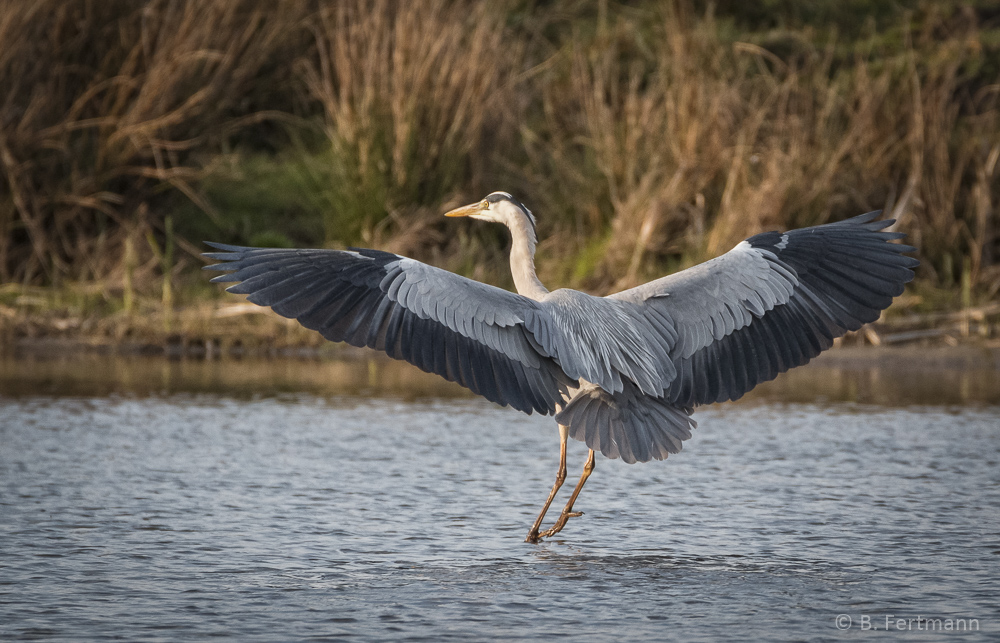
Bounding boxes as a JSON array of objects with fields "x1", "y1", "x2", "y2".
[{"x1": 204, "y1": 245, "x2": 569, "y2": 415}]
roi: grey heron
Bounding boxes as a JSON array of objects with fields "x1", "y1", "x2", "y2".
[{"x1": 204, "y1": 192, "x2": 918, "y2": 543}]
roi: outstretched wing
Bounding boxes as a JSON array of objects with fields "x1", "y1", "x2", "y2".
[
  {"x1": 612, "y1": 212, "x2": 919, "y2": 406},
  {"x1": 204, "y1": 244, "x2": 570, "y2": 415}
]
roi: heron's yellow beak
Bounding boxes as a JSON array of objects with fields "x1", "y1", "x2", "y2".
[{"x1": 444, "y1": 201, "x2": 486, "y2": 217}]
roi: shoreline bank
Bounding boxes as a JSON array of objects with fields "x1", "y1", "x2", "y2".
[{"x1": 5, "y1": 333, "x2": 998, "y2": 371}]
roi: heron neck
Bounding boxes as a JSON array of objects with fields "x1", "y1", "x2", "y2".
[{"x1": 508, "y1": 215, "x2": 549, "y2": 300}]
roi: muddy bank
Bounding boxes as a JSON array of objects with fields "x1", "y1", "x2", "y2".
[
  {"x1": 3, "y1": 335, "x2": 997, "y2": 407},
  {"x1": 3, "y1": 310, "x2": 999, "y2": 371}
]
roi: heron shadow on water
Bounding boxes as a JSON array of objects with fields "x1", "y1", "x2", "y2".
[{"x1": 204, "y1": 192, "x2": 918, "y2": 543}]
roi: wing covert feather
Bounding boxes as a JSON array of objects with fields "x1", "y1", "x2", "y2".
[
  {"x1": 610, "y1": 212, "x2": 918, "y2": 407},
  {"x1": 204, "y1": 244, "x2": 569, "y2": 414}
]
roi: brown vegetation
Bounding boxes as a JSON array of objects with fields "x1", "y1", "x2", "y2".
[{"x1": 1, "y1": 0, "x2": 998, "y2": 347}]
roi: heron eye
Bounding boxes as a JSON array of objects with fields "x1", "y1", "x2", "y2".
[{"x1": 481, "y1": 200, "x2": 489, "y2": 209}]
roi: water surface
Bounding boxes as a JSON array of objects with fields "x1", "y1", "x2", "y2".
[{"x1": 1, "y1": 354, "x2": 998, "y2": 641}]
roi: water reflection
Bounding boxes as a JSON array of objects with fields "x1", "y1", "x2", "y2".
[{"x1": 1, "y1": 349, "x2": 997, "y2": 405}]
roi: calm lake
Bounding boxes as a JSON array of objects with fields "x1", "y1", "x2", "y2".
[{"x1": 1, "y1": 351, "x2": 998, "y2": 641}]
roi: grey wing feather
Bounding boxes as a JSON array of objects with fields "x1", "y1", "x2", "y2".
[
  {"x1": 555, "y1": 381, "x2": 696, "y2": 464},
  {"x1": 612, "y1": 235, "x2": 799, "y2": 360},
  {"x1": 526, "y1": 290, "x2": 673, "y2": 397},
  {"x1": 611, "y1": 211, "x2": 919, "y2": 407},
  {"x1": 203, "y1": 244, "x2": 570, "y2": 415}
]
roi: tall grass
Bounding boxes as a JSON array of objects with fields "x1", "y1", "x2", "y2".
[
  {"x1": 299, "y1": 0, "x2": 518, "y2": 252},
  {"x1": 1, "y1": 0, "x2": 998, "y2": 314},
  {"x1": 519, "y1": 3, "x2": 999, "y2": 296},
  {"x1": 0, "y1": 0, "x2": 306, "y2": 287}
]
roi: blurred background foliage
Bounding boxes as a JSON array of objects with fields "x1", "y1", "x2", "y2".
[{"x1": 1, "y1": 0, "x2": 998, "y2": 321}]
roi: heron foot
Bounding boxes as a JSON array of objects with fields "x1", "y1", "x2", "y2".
[
  {"x1": 526, "y1": 449, "x2": 595, "y2": 543},
  {"x1": 537, "y1": 510, "x2": 583, "y2": 539}
]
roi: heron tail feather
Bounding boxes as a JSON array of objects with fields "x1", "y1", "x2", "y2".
[{"x1": 556, "y1": 383, "x2": 695, "y2": 464}]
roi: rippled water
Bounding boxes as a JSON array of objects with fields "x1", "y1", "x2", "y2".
[{"x1": 2, "y1": 355, "x2": 999, "y2": 641}]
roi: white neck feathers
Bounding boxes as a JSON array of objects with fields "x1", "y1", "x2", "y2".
[{"x1": 498, "y1": 201, "x2": 548, "y2": 300}]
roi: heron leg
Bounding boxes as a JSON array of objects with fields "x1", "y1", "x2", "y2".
[
  {"x1": 538, "y1": 448, "x2": 596, "y2": 540},
  {"x1": 525, "y1": 424, "x2": 569, "y2": 544}
]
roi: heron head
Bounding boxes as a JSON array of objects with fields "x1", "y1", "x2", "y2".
[{"x1": 444, "y1": 192, "x2": 536, "y2": 236}]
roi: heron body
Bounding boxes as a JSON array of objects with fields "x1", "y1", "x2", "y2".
[{"x1": 205, "y1": 192, "x2": 918, "y2": 542}]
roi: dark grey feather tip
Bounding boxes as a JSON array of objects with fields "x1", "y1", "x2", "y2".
[
  {"x1": 840, "y1": 210, "x2": 882, "y2": 225},
  {"x1": 204, "y1": 241, "x2": 252, "y2": 252},
  {"x1": 209, "y1": 274, "x2": 240, "y2": 283},
  {"x1": 202, "y1": 253, "x2": 240, "y2": 263}
]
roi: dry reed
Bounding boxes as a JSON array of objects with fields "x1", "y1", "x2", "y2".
[
  {"x1": 0, "y1": 0, "x2": 307, "y2": 286},
  {"x1": 298, "y1": 0, "x2": 518, "y2": 254},
  {"x1": 1, "y1": 0, "x2": 998, "y2": 326},
  {"x1": 518, "y1": 3, "x2": 999, "y2": 296}
]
